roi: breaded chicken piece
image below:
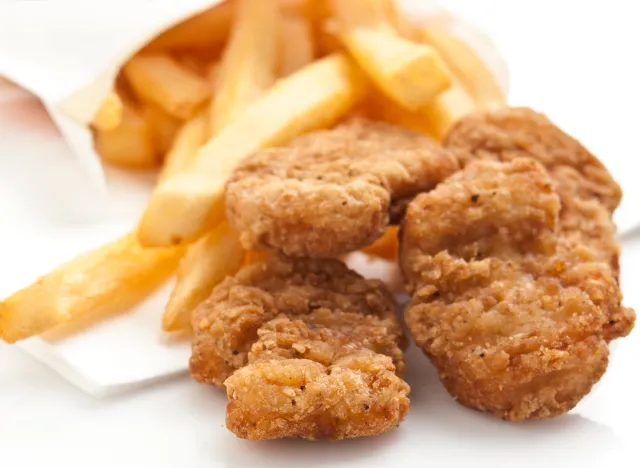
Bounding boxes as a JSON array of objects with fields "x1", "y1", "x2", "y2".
[
  {"x1": 226, "y1": 317, "x2": 409, "y2": 440},
  {"x1": 444, "y1": 107, "x2": 621, "y2": 274},
  {"x1": 225, "y1": 118, "x2": 458, "y2": 258},
  {"x1": 190, "y1": 256, "x2": 409, "y2": 440},
  {"x1": 401, "y1": 159, "x2": 618, "y2": 421}
]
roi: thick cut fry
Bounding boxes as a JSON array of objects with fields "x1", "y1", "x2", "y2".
[
  {"x1": 420, "y1": 79, "x2": 477, "y2": 140},
  {"x1": 144, "y1": 1, "x2": 234, "y2": 54},
  {"x1": 176, "y1": 54, "x2": 212, "y2": 78},
  {"x1": 422, "y1": 25, "x2": 506, "y2": 110},
  {"x1": 92, "y1": 91, "x2": 123, "y2": 131},
  {"x1": 95, "y1": 100, "x2": 158, "y2": 168},
  {"x1": 211, "y1": 0, "x2": 280, "y2": 134},
  {"x1": 365, "y1": 92, "x2": 436, "y2": 137},
  {"x1": 362, "y1": 226, "x2": 399, "y2": 260},
  {"x1": 280, "y1": 15, "x2": 315, "y2": 76},
  {"x1": 123, "y1": 53, "x2": 211, "y2": 119},
  {"x1": 329, "y1": 0, "x2": 451, "y2": 110},
  {"x1": 138, "y1": 54, "x2": 367, "y2": 247},
  {"x1": 144, "y1": 105, "x2": 181, "y2": 156},
  {"x1": 160, "y1": 111, "x2": 208, "y2": 181},
  {"x1": 163, "y1": 223, "x2": 244, "y2": 331},
  {"x1": 0, "y1": 234, "x2": 181, "y2": 344}
]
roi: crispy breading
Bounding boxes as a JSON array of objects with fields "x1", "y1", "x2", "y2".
[
  {"x1": 401, "y1": 159, "x2": 618, "y2": 421},
  {"x1": 443, "y1": 107, "x2": 634, "y2": 339},
  {"x1": 444, "y1": 107, "x2": 622, "y2": 273},
  {"x1": 226, "y1": 318, "x2": 409, "y2": 440},
  {"x1": 225, "y1": 118, "x2": 458, "y2": 257},
  {"x1": 189, "y1": 255, "x2": 409, "y2": 440}
]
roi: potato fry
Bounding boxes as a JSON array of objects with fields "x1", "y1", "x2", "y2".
[
  {"x1": 95, "y1": 100, "x2": 158, "y2": 168},
  {"x1": 280, "y1": 15, "x2": 315, "y2": 76},
  {"x1": 422, "y1": 25, "x2": 506, "y2": 110},
  {"x1": 329, "y1": 0, "x2": 451, "y2": 110},
  {"x1": 176, "y1": 54, "x2": 212, "y2": 78},
  {"x1": 362, "y1": 226, "x2": 399, "y2": 260},
  {"x1": 365, "y1": 91, "x2": 437, "y2": 137},
  {"x1": 138, "y1": 54, "x2": 367, "y2": 247},
  {"x1": 123, "y1": 53, "x2": 211, "y2": 119},
  {"x1": 163, "y1": 222, "x2": 243, "y2": 331},
  {"x1": 211, "y1": 0, "x2": 280, "y2": 133},
  {"x1": 0, "y1": 234, "x2": 181, "y2": 344},
  {"x1": 144, "y1": 1, "x2": 234, "y2": 54},
  {"x1": 91, "y1": 90, "x2": 123, "y2": 131},
  {"x1": 317, "y1": 19, "x2": 344, "y2": 56},
  {"x1": 144, "y1": 105, "x2": 181, "y2": 156},
  {"x1": 160, "y1": 111, "x2": 208, "y2": 182},
  {"x1": 420, "y1": 78, "x2": 477, "y2": 140}
]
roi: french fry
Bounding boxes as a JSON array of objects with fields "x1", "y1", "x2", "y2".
[
  {"x1": 211, "y1": 0, "x2": 280, "y2": 133},
  {"x1": 163, "y1": 222, "x2": 244, "y2": 331},
  {"x1": 420, "y1": 78, "x2": 477, "y2": 140},
  {"x1": 138, "y1": 54, "x2": 367, "y2": 247},
  {"x1": 160, "y1": 111, "x2": 209, "y2": 182},
  {"x1": 95, "y1": 100, "x2": 159, "y2": 168},
  {"x1": 329, "y1": 0, "x2": 451, "y2": 111},
  {"x1": 123, "y1": 53, "x2": 211, "y2": 119},
  {"x1": 176, "y1": 54, "x2": 212, "y2": 78},
  {"x1": 317, "y1": 19, "x2": 344, "y2": 56},
  {"x1": 91, "y1": 90, "x2": 123, "y2": 131},
  {"x1": 365, "y1": 92, "x2": 437, "y2": 137},
  {"x1": 361, "y1": 227, "x2": 399, "y2": 261},
  {"x1": 422, "y1": 25, "x2": 506, "y2": 110},
  {"x1": 163, "y1": 0, "x2": 280, "y2": 331},
  {"x1": 0, "y1": 234, "x2": 182, "y2": 344},
  {"x1": 144, "y1": 1, "x2": 235, "y2": 54},
  {"x1": 280, "y1": 15, "x2": 315, "y2": 76},
  {"x1": 144, "y1": 105, "x2": 181, "y2": 156}
]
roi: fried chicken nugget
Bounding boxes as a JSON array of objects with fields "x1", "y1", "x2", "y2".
[
  {"x1": 443, "y1": 107, "x2": 634, "y2": 338},
  {"x1": 401, "y1": 159, "x2": 617, "y2": 421},
  {"x1": 225, "y1": 118, "x2": 458, "y2": 258},
  {"x1": 190, "y1": 256, "x2": 409, "y2": 440},
  {"x1": 443, "y1": 107, "x2": 621, "y2": 272}
]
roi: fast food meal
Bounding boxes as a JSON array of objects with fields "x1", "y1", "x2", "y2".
[{"x1": 0, "y1": 0, "x2": 634, "y2": 444}]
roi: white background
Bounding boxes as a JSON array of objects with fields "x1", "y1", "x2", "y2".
[{"x1": 1, "y1": 1, "x2": 640, "y2": 467}]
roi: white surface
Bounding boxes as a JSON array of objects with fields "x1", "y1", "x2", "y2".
[{"x1": 1, "y1": 0, "x2": 640, "y2": 467}]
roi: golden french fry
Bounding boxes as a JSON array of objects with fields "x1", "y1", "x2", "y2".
[
  {"x1": 363, "y1": 90, "x2": 434, "y2": 136},
  {"x1": 317, "y1": 19, "x2": 344, "y2": 56},
  {"x1": 123, "y1": 53, "x2": 211, "y2": 119},
  {"x1": 362, "y1": 226, "x2": 399, "y2": 260},
  {"x1": 160, "y1": 111, "x2": 209, "y2": 182},
  {"x1": 144, "y1": 105, "x2": 181, "y2": 156},
  {"x1": 420, "y1": 78, "x2": 477, "y2": 140},
  {"x1": 163, "y1": 223, "x2": 244, "y2": 331},
  {"x1": 0, "y1": 234, "x2": 182, "y2": 344},
  {"x1": 144, "y1": 1, "x2": 234, "y2": 54},
  {"x1": 91, "y1": 91, "x2": 123, "y2": 131},
  {"x1": 138, "y1": 54, "x2": 367, "y2": 247},
  {"x1": 280, "y1": 15, "x2": 315, "y2": 76},
  {"x1": 211, "y1": 0, "x2": 280, "y2": 134},
  {"x1": 422, "y1": 25, "x2": 506, "y2": 110},
  {"x1": 95, "y1": 100, "x2": 158, "y2": 168},
  {"x1": 176, "y1": 54, "x2": 212, "y2": 78},
  {"x1": 329, "y1": 0, "x2": 451, "y2": 110}
]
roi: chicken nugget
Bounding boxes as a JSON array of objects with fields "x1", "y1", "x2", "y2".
[
  {"x1": 226, "y1": 317, "x2": 409, "y2": 440},
  {"x1": 444, "y1": 107, "x2": 621, "y2": 273},
  {"x1": 401, "y1": 159, "x2": 621, "y2": 421},
  {"x1": 225, "y1": 118, "x2": 458, "y2": 258}
]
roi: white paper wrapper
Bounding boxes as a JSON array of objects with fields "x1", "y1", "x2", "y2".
[{"x1": 0, "y1": 1, "x2": 510, "y2": 397}]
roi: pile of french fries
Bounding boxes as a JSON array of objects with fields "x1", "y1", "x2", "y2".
[{"x1": 0, "y1": 0, "x2": 505, "y2": 344}]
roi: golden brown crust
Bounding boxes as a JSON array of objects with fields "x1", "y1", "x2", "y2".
[
  {"x1": 226, "y1": 319, "x2": 409, "y2": 440},
  {"x1": 226, "y1": 118, "x2": 459, "y2": 257},
  {"x1": 401, "y1": 159, "x2": 614, "y2": 421},
  {"x1": 443, "y1": 107, "x2": 633, "y2": 339},
  {"x1": 189, "y1": 255, "x2": 409, "y2": 440}
]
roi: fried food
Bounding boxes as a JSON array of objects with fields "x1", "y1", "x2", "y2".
[
  {"x1": 443, "y1": 108, "x2": 631, "y2": 336},
  {"x1": 225, "y1": 118, "x2": 459, "y2": 257},
  {"x1": 137, "y1": 54, "x2": 367, "y2": 248},
  {"x1": 91, "y1": 90, "x2": 123, "y2": 132},
  {"x1": 401, "y1": 158, "x2": 624, "y2": 421},
  {"x1": 189, "y1": 255, "x2": 409, "y2": 440}
]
